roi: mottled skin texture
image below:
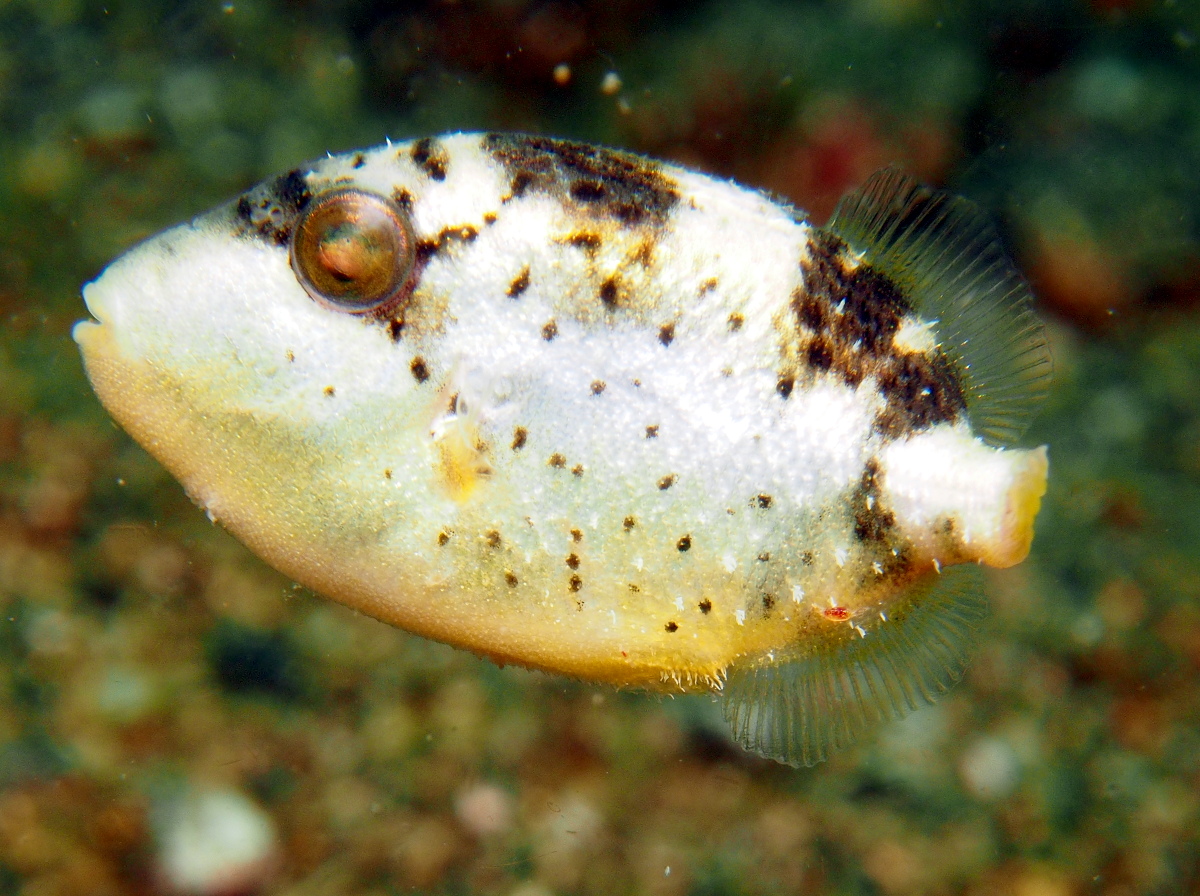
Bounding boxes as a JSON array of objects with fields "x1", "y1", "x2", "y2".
[{"x1": 75, "y1": 133, "x2": 1047, "y2": 698}]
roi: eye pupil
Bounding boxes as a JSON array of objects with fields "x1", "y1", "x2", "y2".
[{"x1": 291, "y1": 189, "x2": 415, "y2": 313}]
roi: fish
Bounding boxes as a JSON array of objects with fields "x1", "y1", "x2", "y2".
[{"x1": 75, "y1": 132, "x2": 1051, "y2": 766}]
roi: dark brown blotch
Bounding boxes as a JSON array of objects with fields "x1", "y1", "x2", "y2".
[
  {"x1": 791, "y1": 229, "x2": 967, "y2": 437},
  {"x1": 806, "y1": 337, "x2": 834, "y2": 371},
  {"x1": 541, "y1": 320, "x2": 559, "y2": 341},
  {"x1": 874, "y1": 351, "x2": 965, "y2": 437},
  {"x1": 485, "y1": 530, "x2": 502, "y2": 548},
  {"x1": 483, "y1": 133, "x2": 680, "y2": 227},
  {"x1": 569, "y1": 574, "x2": 583, "y2": 592},
  {"x1": 511, "y1": 427, "x2": 527, "y2": 450},
  {"x1": 623, "y1": 515, "x2": 636, "y2": 531},
  {"x1": 565, "y1": 553, "x2": 580, "y2": 570},
  {"x1": 570, "y1": 179, "x2": 606, "y2": 202},
  {"x1": 410, "y1": 357, "x2": 430, "y2": 383},
  {"x1": 665, "y1": 621, "x2": 678, "y2": 633},
  {"x1": 698, "y1": 599, "x2": 712, "y2": 614},
  {"x1": 590, "y1": 380, "x2": 606, "y2": 395},
  {"x1": 756, "y1": 494, "x2": 773, "y2": 509},
  {"x1": 658, "y1": 323, "x2": 675, "y2": 346},
  {"x1": 657, "y1": 474, "x2": 676, "y2": 490},
  {"x1": 645, "y1": 424, "x2": 659, "y2": 439},
  {"x1": 676, "y1": 535, "x2": 691, "y2": 552},
  {"x1": 548, "y1": 453, "x2": 567, "y2": 468}
]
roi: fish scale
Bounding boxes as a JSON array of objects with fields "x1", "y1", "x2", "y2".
[{"x1": 75, "y1": 132, "x2": 1050, "y2": 765}]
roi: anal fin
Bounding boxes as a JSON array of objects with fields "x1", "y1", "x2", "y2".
[{"x1": 721, "y1": 565, "x2": 986, "y2": 766}]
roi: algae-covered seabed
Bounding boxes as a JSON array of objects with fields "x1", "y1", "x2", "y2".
[{"x1": 1, "y1": 2, "x2": 1198, "y2": 894}]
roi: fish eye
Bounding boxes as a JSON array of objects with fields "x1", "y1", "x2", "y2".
[{"x1": 290, "y1": 189, "x2": 415, "y2": 314}]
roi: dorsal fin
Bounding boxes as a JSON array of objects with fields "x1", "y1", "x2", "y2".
[
  {"x1": 721, "y1": 566, "x2": 985, "y2": 767},
  {"x1": 827, "y1": 168, "x2": 1052, "y2": 446}
]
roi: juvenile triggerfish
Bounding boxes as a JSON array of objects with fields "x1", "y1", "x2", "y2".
[{"x1": 76, "y1": 133, "x2": 1050, "y2": 766}]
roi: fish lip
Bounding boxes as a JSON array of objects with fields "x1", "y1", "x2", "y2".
[
  {"x1": 73, "y1": 272, "x2": 117, "y2": 358},
  {"x1": 78, "y1": 273, "x2": 112, "y2": 328}
]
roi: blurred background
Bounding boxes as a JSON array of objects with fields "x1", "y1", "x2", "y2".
[{"x1": 1, "y1": 1, "x2": 1198, "y2": 894}]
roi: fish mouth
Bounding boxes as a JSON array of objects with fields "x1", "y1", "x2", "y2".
[{"x1": 73, "y1": 269, "x2": 125, "y2": 369}]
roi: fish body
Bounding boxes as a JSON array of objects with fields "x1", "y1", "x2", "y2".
[{"x1": 76, "y1": 133, "x2": 1050, "y2": 765}]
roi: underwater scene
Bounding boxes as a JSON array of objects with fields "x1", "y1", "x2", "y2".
[{"x1": 1, "y1": 1, "x2": 1198, "y2": 894}]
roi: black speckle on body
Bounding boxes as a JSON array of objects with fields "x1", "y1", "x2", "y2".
[
  {"x1": 565, "y1": 231, "x2": 603, "y2": 254},
  {"x1": 392, "y1": 187, "x2": 414, "y2": 210},
  {"x1": 483, "y1": 133, "x2": 680, "y2": 227},
  {"x1": 599, "y1": 276, "x2": 621, "y2": 308},
  {"x1": 232, "y1": 169, "x2": 311, "y2": 245},
  {"x1": 507, "y1": 266, "x2": 531, "y2": 298},
  {"x1": 851, "y1": 460, "x2": 894, "y2": 543},
  {"x1": 411, "y1": 137, "x2": 448, "y2": 181},
  {"x1": 274, "y1": 170, "x2": 311, "y2": 215}
]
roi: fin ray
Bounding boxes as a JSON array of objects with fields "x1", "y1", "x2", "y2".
[
  {"x1": 721, "y1": 566, "x2": 986, "y2": 766},
  {"x1": 827, "y1": 169, "x2": 1052, "y2": 446}
]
